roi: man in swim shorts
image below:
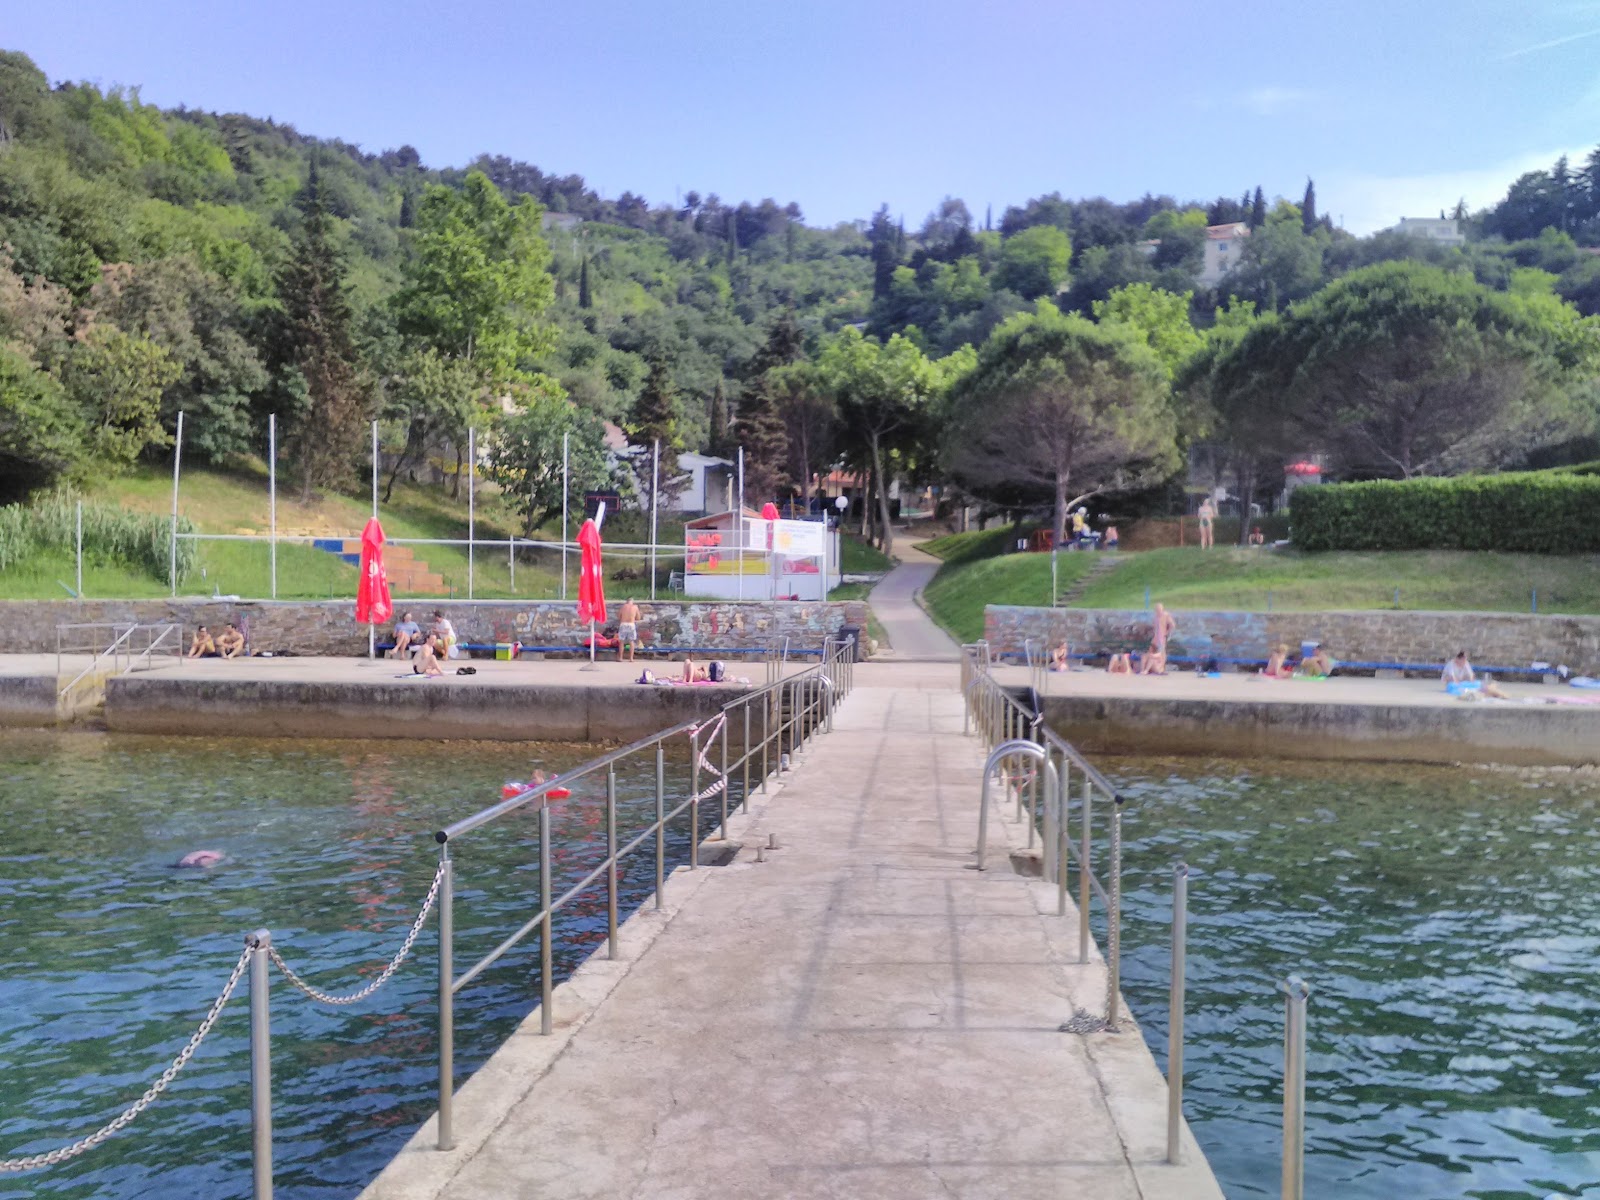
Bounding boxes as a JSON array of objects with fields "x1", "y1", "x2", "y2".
[
  {"x1": 187, "y1": 626, "x2": 216, "y2": 658},
  {"x1": 216, "y1": 622, "x2": 246, "y2": 659},
  {"x1": 616, "y1": 598, "x2": 641, "y2": 663}
]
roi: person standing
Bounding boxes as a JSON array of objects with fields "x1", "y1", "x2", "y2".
[
  {"x1": 1151, "y1": 602, "x2": 1176, "y2": 659},
  {"x1": 1197, "y1": 498, "x2": 1215, "y2": 550},
  {"x1": 616, "y1": 598, "x2": 642, "y2": 663}
]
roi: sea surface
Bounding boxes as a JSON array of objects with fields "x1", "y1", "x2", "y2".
[
  {"x1": 0, "y1": 731, "x2": 726, "y2": 1199},
  {"x1": 1100, "y1": 756, "x2": 1600, "y2": 1200}
]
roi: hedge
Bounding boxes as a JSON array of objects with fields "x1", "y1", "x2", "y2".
[{"x1": 1289, "y1": 473, "x2": 1600, "y2": 554}]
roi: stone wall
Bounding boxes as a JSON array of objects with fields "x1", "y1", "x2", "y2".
[
  {"x1": 0, "y1": 598, "x2": 871, "y2": 657},
  {"x1": 985, "y1": 605, "x2": 1600, "y2": 675}
]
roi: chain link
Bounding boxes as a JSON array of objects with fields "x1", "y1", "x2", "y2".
[
  {"x1": 267, "y1": 860, "x2": 446, "y2": 1006},
  {"x1": 1, "y1": 945, "x2": 252, "y2": 1173}
]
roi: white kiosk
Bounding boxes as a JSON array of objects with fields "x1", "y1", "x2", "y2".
[{"x1": 683, "y1": 509, "x2": 842, "y2": 601}]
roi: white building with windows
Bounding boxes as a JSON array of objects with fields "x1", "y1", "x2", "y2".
[
  {"x1": 1200, "y1": 223, "x2": 1250, "y2": 286},
  {"x1": 1386, "y1": 217, "x2": 1465, "y2": 246}
]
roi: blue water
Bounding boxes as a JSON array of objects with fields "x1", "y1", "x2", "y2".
[
  {"x1": 1101, "y1": 757, "x2": 1600, "y2": 1200},
  {"x1": 0, "y1": 731, "x2": 727, "y2": 1199}
]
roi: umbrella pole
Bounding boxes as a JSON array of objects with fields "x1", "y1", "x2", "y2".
[
  {"x1": 581, "y1": 619, "x2": 598, "y2": 672},
  {"x1": 369, "y1": 626, "x2": 375, "y2": 660}
]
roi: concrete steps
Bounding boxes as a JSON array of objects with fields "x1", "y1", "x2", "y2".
[{"x1": 1054, "y1": 553, "x2": 1123, "y2": 607}]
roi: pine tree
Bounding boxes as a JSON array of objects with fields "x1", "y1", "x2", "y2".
[
  {"x1": 731, "y1": 380, "x2": 790, "y2": 505},
  {"x1": 867, "y1": 205, "x2": 899, "y2": 300},
  {"x1": 1249, "y1": 187, "x2": 1267, "y2": 229},
  {"x1": 578, "y1": 255, "x2": 592, "y2": 309},
  {"x1": 746, "y1": 309, "x2": 804, "y2": 379},
  {"x1": 1301, "y1": 178, "x2": 1318, "y2": 234},
  {"x1": 630, "y1": 355, "x2": 684, "y2": 514},
  {"x1": 277, "y1": 161, "x2": 371, "y2": 499}
]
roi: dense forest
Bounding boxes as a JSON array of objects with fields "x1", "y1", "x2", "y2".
[{"x1": 2, "y1": 47, "x2": 1599, "y2": 548}]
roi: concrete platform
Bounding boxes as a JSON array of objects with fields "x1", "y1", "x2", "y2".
[
  {"x1": 358, "y1": 665, "x2": 1223, "y2": 1200},
  {"x1": 0, "y1": 654, "x2": 108, "y2": 726},
  {"x1": 997, "y1": 665, "x2": 1600, "y2": 766},
  {"x1": 97, "y1": 656, "x2": 813, "y2": 741}
]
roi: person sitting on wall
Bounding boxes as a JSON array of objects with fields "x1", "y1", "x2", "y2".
[
  {"x1": 1442, "y1": 650, "x2": 1475, "y2": 685},
  {"x1": 1049, "y1": 642, "x2": 1070, "y2": 671},
  {"x1": 187, "y1": 626, "x2": 216, "y2": 658},
  {"x1": 1248, "y1": 527, "x2": 1266, "y2": 547},
  {"x1": 1107, "y1": 652, "x2": 1132, "y2": 675},
  {"x1": 392, "y1": 612, "x2": 421, "y2": 658},
  {"x1": 681, "y1": 656, "x2": 709, "y2": 683},
  {"x1": 431, "y1": 611, "x2": 457, "y2": 659},
  {"x1": 1139, "y1": 647, "x2": 1167, "y2": 675},
  {"x1": 1263, "y1": 643, "x2": 1294, "y2": 679},
  {"x1": 216, "y1": 623, "x2": 246, "y2": 660},
  {"x1": 1296, "y1": 644, "x2": 1336, "y2": 678}
]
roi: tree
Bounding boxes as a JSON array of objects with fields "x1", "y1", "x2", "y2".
[
  {"x1": 943, "y1": 304, "x2": 1178, "y2": 544},
  {"x1": 993, "y1": 225, "x2": 1072, "y2": 300},
  {"x1": 1249, "y1": 187, "x2": 1268, "y2": 229},
  {"x1": 1092, "y1": 283, "x2": 1201, "y2": 379},
  {"x1": 1278, "y1": 263, "x2": 1599, "y2": 477},
  {"x1": 1301, "y1": 179, "x2": 1318, "y2": 235},
  {"x1": 0, "y1": 343, "x2": 83, "y2": 502},
  {"x1": 275, "y1": 164, "x2": 372, "y2": 497},
  {"x1": 61, "y1": 324, "x2": 179, "y2": 469},
  {"x1": 1223, "y1": 204, "x2": 1327, "y2": 310},
  {"x1": 1557, "y1": 257, "x2": 1600, "y2": 317},
  {"x1": 818, "y1": 327, "x2": 941, "y2": 556},
  {"x1": 629, "y1": 354, "x2": 685, "y2": 511},
  {"x1": 731, "y1": 381, "x2": 790, "y2": 504},
  {"x1": 578, "y1": 255, "x2": 592, "y2": 309},
  {"x1": 770, "y1": 361, "x2": 836, "y2": 504},
  {"x1": 867, "y1": 205, "x2": 900, "y2": 301},
  {"x1": 485, "y1": 378, "x2": 610, "y2": 535},
  {"x1": 379, "y1": 349, "x2": 480, "y2": 501},
  {"x1": 705, "y1": 376, "x2": 733, "y2": 456},
  {"x1": 395, "y1": 170, "x2": 557, "y2": 378}
]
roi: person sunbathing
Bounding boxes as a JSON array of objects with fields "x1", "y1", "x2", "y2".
[
  {"x1": 1263, "y1": 643, "x2": 1293, "y2": 678},
  {"x1": 187, "y1": 626, "x2": 216, "y2": 658},
  {"x1": 1296, "y1": 645, "x2": 1335, "y2": 678},
  {"x1": 681, "y1": 656, "x2": 709, "y2": 683},
  {"x1": 1107, "y1": 652, "x2": 1132, "y2": 675},
  {"x1": 414, "y1": 634, "x2": 445, "y2": 677},
  {"x1": 1139, "y1": 647, "x2": 1167, "y2": 675},
  {"x1": 1050, "y1": 643, "x2": 1070, "y2": 672}
]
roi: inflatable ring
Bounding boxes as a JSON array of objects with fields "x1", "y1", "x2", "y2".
[{"x1": 502, "y1": 782, "x2": 573, "y2": 800}]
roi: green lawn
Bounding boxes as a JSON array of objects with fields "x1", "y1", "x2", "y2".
[
  {"x1": 920, "y1": 525, "x2": 1040, "y2": 566},
  {"x1": 839, "y1": 533, "x2": 893, "y2": 574},
  {"x1": 922, "y1": 552, "x2": 1101, "y2": 643},
  {"x1": 920, "y1": 542, "x2": 1600, "y2": 642}
]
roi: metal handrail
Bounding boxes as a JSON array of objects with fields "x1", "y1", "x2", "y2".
[
  {"x1": 56, "y1": 623, "x2": 184, "y2": 707},
  {"x1": 431, "y1": 637, "x2": 854, "y2": 1150},
  {"x1": 961, "y1": 642, "x2": 1125, "y2": 1030}
]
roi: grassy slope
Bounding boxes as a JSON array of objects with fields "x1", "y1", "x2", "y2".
[{"x1": 918, "y1": 530, "x2": 1600, "y2": 642}]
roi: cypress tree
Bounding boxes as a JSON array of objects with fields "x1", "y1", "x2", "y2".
[
  {"x1": 399, "y1": 188, "x2": 416, "y2": 229},
  {"x1": 277, "y1": 160, "x2": 371, "y2": 499},
  {"x1": 1301, "y1": 178, "x2": 1318, "y2": 234},
  {"x1": 578, "y1": 255, "x2": 592, "y2": 309},
  {"x1": 867, "y1": 205, "x2": 899, "y2": 300},
  {"x1": 1249, "y1": 186, "x2": 1267, "y2": 229},
  {"x1": 706, "y1": 377, "x2": 733, "y2": 457}
]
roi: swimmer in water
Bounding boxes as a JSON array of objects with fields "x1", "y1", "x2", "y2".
[{"x1": 175, "y1": 849, "x2": 225, "y2": 869}]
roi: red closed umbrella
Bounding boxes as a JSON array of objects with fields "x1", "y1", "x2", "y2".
[
  {"x1": 761, "y1": 502, "x2": 780, "y2": 595},
  {"x1": 577, "y1": 515, "x2": 607, "y2": 666},
  {"x1": 356, "y1": 516, "x2": 392, "y2": 636}
]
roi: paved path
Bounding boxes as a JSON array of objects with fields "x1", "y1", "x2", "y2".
[
  {"x1": 365, "y1": 666, "x2": 1222, "y2": 1200},
  {"x1": 868, "y1": 540, "x2": 962, "y2": 662}
]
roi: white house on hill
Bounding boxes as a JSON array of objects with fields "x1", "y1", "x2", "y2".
[{"x1": 1200, "y1": 223, "x2": 1250, "y2": 287}]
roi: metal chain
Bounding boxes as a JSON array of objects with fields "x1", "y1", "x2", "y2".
[
  {"x1": 1, "y1": 945, "x2": 252, "y2": 1173},
  {"x1": 268, "y1": 859, "x2": 447, "y2": 1006}
]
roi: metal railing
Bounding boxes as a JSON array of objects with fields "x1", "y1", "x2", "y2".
[
  {"x1": 961, "y1": 641, "x2": 1124, "y2": 1032},
  {"x1": 2, "y1": 639, "x2": 854, "y2": 1197},
  {"x1": 432, "y1": 637, "x2": 852, "y2": 1148},
  {"x1": 55, "y1": 622, "x2": 183, "y2": 708}
]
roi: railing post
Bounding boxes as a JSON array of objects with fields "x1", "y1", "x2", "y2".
[
  {"x1": 606, "y1": 764, "x2": 619, "y2": 958},
  {"x1": 689, "y1": 729, "x2": 700, "y2": 869},
  {"x1": 742, "y1": 703, "x2": 751, "y2": 812},
  {"x1": 719, "y1": 714, "x2": 730, "y2": 839},
  {"x1": 1281, "y1": 976, "x2": 1311, "y2": 1200},
  {"x1": 247, "y1": 929, "x2": 273, "y2": 1200},
  {"x1": 1104, "y1": 794, "x2": 1124, "y2": 1032},
  {"x1": 655, "y1": 743, "x2": 667, "y2": 909},
  {"x1": 761, "y1": 689, "x2": 770, "y2": 791},
  {"x1": 1079, "y1": 777, "x2": 1092, "y2": 964},
  {"x1": 1167, "y1": 862, "x2": 1189, "y2": 1165},
  {"x1": 539, "y1": 797, "x2": 553, "y2": 1035},
  {"x1": 436, "y1": 845, "x2": 455, "y2": 1150},
  {"x1": 1055, "y1": 758, "x2": 1069, "y2": 916}
]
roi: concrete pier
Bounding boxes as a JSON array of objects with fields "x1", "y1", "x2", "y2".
[{"x1": 359, "y1": 662, "x2": 1223, "y2": 1200}]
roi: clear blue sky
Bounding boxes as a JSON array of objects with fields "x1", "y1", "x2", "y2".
[{"x1": 9, "y1": 0, "x2": 1599, "y2": 233}]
